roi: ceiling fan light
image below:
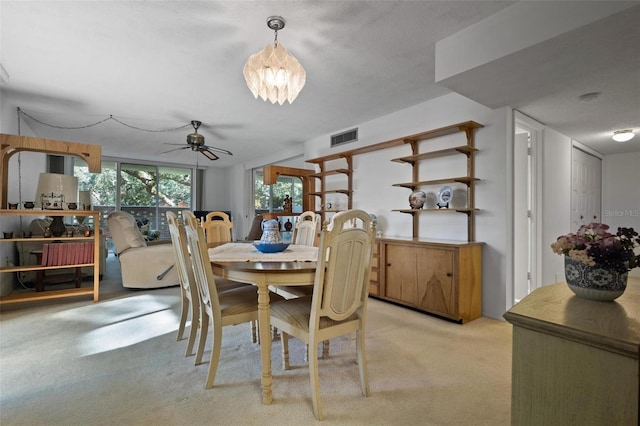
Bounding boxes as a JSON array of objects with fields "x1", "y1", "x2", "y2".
[
  {"x1": 612, "y1": 130, "x2": 635, "y2": 142},
  {"x1": 243, "y1": 17, "x2": 306, "y2": 105}
]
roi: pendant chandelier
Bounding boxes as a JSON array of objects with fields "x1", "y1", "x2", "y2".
[{"x1": 243, "y1": 16, "x2": 306, "y2": 105}]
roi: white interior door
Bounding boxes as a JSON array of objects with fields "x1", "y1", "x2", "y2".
[{"x1": 571, "y1": 147, "x2": 602, "y2": 228}]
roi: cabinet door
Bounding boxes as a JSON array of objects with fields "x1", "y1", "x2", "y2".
[
  {"x1": 384, "y1": 244, "x2": 417, "y2": 304},
  {"x1": 416, "y1": 247, "x2": 455, "y2": 317}
]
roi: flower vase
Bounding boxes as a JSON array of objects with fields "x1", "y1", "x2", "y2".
[{"x1": 564, "y1": 256, "x2": 628, "y2": 301}]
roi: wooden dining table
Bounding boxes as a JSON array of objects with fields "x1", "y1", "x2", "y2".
[{"x1": 208, "y1": 242, "x2": 318, "y2": 404}]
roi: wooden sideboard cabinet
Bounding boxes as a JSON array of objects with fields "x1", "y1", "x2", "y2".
[
  {"x1": 375, "y1": 238, "x2": 482, "y2": 323},
  {"x1": 504, "y1": 279, "x2": 639, "y2": 425}
]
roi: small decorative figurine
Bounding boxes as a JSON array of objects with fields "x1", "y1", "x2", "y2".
[{"x1": 283, "y1": 195, "x2": 292, "y2": 213}]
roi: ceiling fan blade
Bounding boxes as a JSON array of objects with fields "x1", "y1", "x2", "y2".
[
  {"x1": 200, "y1": 148, "x2": 219, "y2": 161},
  {"x1": 159, "y1": 146, "x2": 191, "y2": 155},
  {"x1": 203, "y1": 145, "x2": 233, "y2": 156}
]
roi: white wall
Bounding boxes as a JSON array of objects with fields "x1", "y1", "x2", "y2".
[
  {"x1": 602, "y1": 152, "x2": 640, "y2": 278},
  {"x1": 201, "y1": 166, "x2": 232, "y2": 211}
]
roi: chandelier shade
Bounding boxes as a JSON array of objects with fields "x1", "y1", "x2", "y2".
[{"x1": 243, "y1": 16, "x2": 306, "y2": 105}]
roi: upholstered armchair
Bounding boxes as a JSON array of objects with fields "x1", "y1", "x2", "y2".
[{"x1": 107, "y1": 211, "x2": 179, "y2": 289}]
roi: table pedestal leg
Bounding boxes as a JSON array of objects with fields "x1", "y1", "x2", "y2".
[{"x1": 257, "y1": 280, "x2": 273, "y2": 404}]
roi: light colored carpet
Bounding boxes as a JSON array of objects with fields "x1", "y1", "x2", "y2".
[{"x1": 0, "y1": 253, "x2": 512, "y2": 425}]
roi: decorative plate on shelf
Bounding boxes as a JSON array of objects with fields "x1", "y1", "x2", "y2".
[
  {"x1": 436, "y1": 185, "x2": 452, "y2": 208},
  {"x1": 253, "y1": 242, "x2": 290, "y2": 253},
  {"x1": 408, "y1": 190, "x2": 427, "y2": 209}
]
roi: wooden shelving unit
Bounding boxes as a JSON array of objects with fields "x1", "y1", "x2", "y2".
[
  {"x1": 306, "y1": 156, "x2": 353, "y2": 225},
  {"x1": 0, "y1": 209, "x2": 100, "y2": 305},
  {"x1": 390, "y1": 121, "x2": 483, "y2": 242}
]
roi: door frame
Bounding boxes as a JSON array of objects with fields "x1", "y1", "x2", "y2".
[{"x1": 510, "y1": 111, "x2": 544, "y2": 306}]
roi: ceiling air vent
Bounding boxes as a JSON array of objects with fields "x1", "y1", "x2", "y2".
[{"x1": 331, "y1": 128, "x2": 358, "y2": 147}]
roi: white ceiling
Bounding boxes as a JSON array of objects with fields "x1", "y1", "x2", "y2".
[{"x1": 1, "y1": 1, "x2": 639, "y2": 168}]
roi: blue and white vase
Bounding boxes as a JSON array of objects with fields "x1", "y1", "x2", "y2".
[
  {"x1": 260, "y1": 219, "x2": 282, "y2": 244},
  {"x1": 564, "y1": 256, "x2": 628, "y2": 302}
]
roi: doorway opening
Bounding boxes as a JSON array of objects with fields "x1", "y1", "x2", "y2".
[{"x1": 513, "y1": 112, "x2": 543, "y2": 304}]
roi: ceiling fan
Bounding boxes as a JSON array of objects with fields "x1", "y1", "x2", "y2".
[{"x1": 160, "y1": 120, "x2": 233, "y2": 160}]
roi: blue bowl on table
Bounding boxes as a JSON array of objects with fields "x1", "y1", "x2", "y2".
[{"x1": 253, "y1": 242, "x2": 290, "y2": 253}]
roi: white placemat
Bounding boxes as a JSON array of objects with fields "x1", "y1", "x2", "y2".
[{"x1": 208, "y1": 242, "x2": 318, "y2": 262}]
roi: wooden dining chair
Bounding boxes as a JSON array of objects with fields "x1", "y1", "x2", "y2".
[
  {"x1": 183, "y1": 214, "x2": 284, "y2": 389},
  {"x1": 201, "y1": 211, "x2": 233, "y2": 244},
  {"x1": 200, "y1": 210, "x2": 262, "y2": 342},
  {"x1": 167, "y1": 211, "x2": 250, "y2": 358},
  {"x1": 281, "y1": 211, "x2": 330, "y2": 358},
  {"x1": 292, "y1": 211, "x2": 319, "y2": 246},
  {"x1": 167, "y1": 211, "x2": 201, "y2": 357},
  {"x1": 270, "y1": 209, "x2": 376, "y2": 420}
]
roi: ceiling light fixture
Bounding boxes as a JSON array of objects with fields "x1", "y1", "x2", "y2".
[
  {"x1": 612, "y1": 129, "x2": 635, "y2": 142},
  {"x1": 243, "y1": 16, "x2": 306, "y2": 105}
]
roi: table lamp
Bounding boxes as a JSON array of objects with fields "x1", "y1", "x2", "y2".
[{"x1": 35, "y1": 173, "x2": 78, "y2": 237}]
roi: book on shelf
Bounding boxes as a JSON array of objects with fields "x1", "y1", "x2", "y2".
[
  {"x1": 87, "y1": 241, "x2": 94, "y2": 264},
  {"x1": 46, "y1": 243, "x2": 55, "y2": 266},
  {"x1": 41, "y1": 243, "x2": 49, "y2": 266},
  {"x1": 36, "y1": 241, "x2": 95, "y2": 267},
  {"x1": 56, "y1": 243, "x2": 64, "y2": 266}
]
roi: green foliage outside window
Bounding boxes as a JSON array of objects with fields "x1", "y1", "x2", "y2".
[{"x1": 74, "y1": 160, "x2": 191, "y2": 208}]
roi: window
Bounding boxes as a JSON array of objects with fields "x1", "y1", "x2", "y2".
[
  {"x1": 254, "y1": 170, "x2": 303, "y2": 214},
  {"x1": 74, "y1": 159, "x2": 193, "y2": 240}
]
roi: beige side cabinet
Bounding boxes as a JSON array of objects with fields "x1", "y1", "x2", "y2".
[{"x1": 504, "y1": 280, "x2": 640, "y2": 425}]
